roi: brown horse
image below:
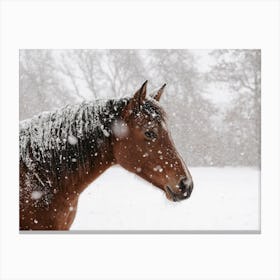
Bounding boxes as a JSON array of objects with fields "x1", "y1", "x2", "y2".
[{"x1": 19, "y1": 81, "x2": 193, "y2": 230}]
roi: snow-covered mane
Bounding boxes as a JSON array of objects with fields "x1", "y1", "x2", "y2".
[
  {"x1": 19, "y1": 98, "x2": 129, "y2": 207},
  {"x1": 20, "y1": 98, "x2": 129, "y2": 167}
]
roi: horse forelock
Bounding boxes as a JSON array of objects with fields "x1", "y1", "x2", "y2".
[{"x1": 140, "y1": 98, "x2": 166, "y2": 123}]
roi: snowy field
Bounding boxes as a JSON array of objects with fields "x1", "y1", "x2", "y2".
[{"x1": 71, "y1": 166, "x2": 260, "y2": 231}]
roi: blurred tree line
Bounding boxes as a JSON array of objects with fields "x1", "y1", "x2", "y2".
[{"x1": 19, "y1": 49, "x2": 260, "y2": 167}]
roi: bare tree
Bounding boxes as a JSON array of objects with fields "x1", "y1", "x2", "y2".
[
  {"x1": 57, "y1": 50, "x2": 147, "y2": 100},
  {"x1": 208, "y1": 50, "x2": 261, "y2": 166},
  {"x1": 20, "y1": 50, "x2": 76, "y2": 120},
  {"x1": 146, "y1": 49, "x2": 217, "y2": 165}
]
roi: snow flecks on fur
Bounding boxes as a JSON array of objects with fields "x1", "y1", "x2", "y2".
[{"x1": 153, "y1": 165, "x2": 163, "y2": 173}]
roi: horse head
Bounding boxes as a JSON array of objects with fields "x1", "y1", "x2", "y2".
[{"x1": 112, "y1": 81, "x2": 193, "y2": 202}]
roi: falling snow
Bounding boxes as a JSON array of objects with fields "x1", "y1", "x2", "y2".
[
  {"x1": 19, "y1": 50, "x2": 260, "y2": 231},
  {"x1": 31, "y1": 191, "x2": 43, "y2": 200},
  {"x1": 68, "y1": 135, "x2": 78, "y2": 145},
  {"x1": 112, "y1": 120, "x2": 129, "y2": 139}
]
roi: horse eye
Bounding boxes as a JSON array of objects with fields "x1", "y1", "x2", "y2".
[{"x1": 145, "y1": 131, "x2": 157, "y2": 139}]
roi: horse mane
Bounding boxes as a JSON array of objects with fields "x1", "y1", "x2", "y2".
[
  {"x1": 20, "y1": 98, "x2": 131, "y2": 208},
  {"x1": 19, "y1": 98, "x2": 129, "y2": 178}
]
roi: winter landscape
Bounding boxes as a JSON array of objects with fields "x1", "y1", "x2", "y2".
[
  {"x1": 71, "y1": 166, "x2": 259, "y2": 231},
  {"x1": 19, "y1": 49, "x2": 261, "y2": 231}
]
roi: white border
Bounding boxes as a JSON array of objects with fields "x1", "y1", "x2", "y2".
[{"x1": 0, "y1": 1, "x2": 279, "y2": 279}]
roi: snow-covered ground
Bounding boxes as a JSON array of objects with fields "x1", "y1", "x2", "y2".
[{"x1": 71, "y1": 166, "x2": 260, "y2": 231}]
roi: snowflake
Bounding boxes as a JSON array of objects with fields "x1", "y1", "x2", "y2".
[
  {"x1": 68, "y1": 135, "x2": 78, "y2": 145},
  {"x1": 153, "y1": 165, "x2": 163, "y2": 172},
  {"x1": 31, "y1": 191, "x2": 43, "y2": 200}
]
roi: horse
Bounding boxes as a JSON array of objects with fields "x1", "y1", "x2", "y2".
[{"x1": 19, "y1": 81, "x2": 193, "y2": 230}]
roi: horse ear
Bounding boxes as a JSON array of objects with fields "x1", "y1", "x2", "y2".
[
  {"x1": 153, "y1": 83, "x2": 166, "y2": 101},
  {"x1": 132, "y1": 80, "x2": 148, "y2": 107},
  {"x1": 123, "y1": 81, "x2": 148, "y2": 119}
]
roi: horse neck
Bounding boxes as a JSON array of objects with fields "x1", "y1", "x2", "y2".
[
  {"x1": 59, "y1": 99, "x2": 128, "y2": 195},
  {"x1": 68, "y1": 136, "x2": 115, "y2": 195}
]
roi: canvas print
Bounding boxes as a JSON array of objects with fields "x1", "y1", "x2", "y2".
[{"x1": 19, "y1": 49, "x2": 260, "y2": 231}]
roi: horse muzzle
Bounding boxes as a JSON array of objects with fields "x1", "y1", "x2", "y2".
[{"x1": 165, "y1": 177, "x2": 194, "y2": 202}]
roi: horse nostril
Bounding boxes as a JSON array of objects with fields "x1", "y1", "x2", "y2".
[
  {"x1": 179, "y1": 177, "x2": 193, "y2": 196},
  {"x1": 178, "y1": 178, "x2": 187, "y2": 192}
]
